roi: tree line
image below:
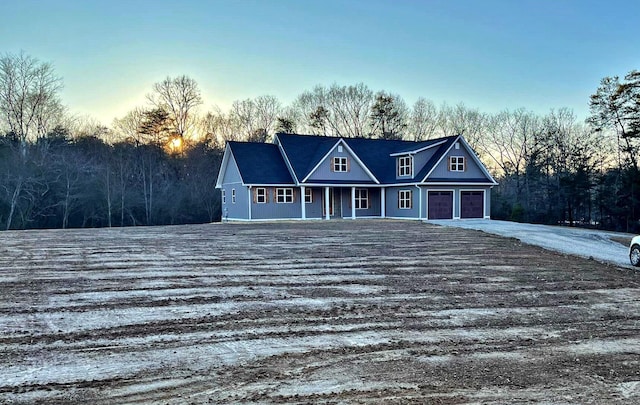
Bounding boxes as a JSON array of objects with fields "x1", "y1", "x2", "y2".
[{"x1": 1, "y1": 51, "x2": 639, "y2": 232}]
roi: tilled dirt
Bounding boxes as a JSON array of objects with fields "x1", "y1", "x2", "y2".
[{"x1": 1, "y1": 220, "x2": 640, "y2": 404}]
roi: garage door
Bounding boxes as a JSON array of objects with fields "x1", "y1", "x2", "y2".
[
  {"x1": 428, "y1": 191, "x2": 453, "y2": 219},
  {"x1": 461, "y1": 191, "x2": 484, "y2": 218}
]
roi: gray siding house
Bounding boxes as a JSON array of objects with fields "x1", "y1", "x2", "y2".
[{"x1": 216, "y1": 133, "x2": 498, "y2": 221}]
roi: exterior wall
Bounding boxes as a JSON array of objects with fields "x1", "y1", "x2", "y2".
[
  {"x1": 429, "y1": 143, "x2": 487, "y2": 179},
  {"x1": 421, "y1": 186, "x2": 493, "y2": 219},
  {"x1": 221, "y1": 185, "x2": 250, "y2": 220},
  {"x1": 220, "y1": 155, "x2": 249, "y2": 220},
  {"x1": 385, "y1": 186, "x2": 420, "y2": 218},
  {"x1": 408, "y1": 148, "x2": 438, "y2": 179},
  {"x1": 338, "y1": 188, "x2": 381, "y2": 217},
  {"x1": 307, "y1": 146, "x2": 373, "y2": 182},
  {"x1": 250, "y1": 187, "x2": 302, "y2": 220},
  {"x1": 304, "y1": 188, "x2": 324, "y2": 219}
]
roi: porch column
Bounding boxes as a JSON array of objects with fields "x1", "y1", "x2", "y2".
[
  {"x1": 248, "y1": 186, "x2": 252, "y2": 220},
  {"x1": 351, "y1": 187, "x2": 356, "y2": 219},
  {"x1": 300, "y1": 186, "x2": 306, "y2": 220},
  {"x1": 381, "y1": 188, "x2": 386, "y2": 218},
  {"x1": 416, "y1": 185, "x2": 422, "y2": 220},
  {"x1": 324, "y1": 187, "x2": 330, "y2": 220}
]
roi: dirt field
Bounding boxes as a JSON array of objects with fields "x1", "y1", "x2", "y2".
[{"x1": 2, "y1": 220, "x2": 640, "y2": 404}]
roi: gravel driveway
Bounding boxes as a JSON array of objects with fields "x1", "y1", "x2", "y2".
[{"x1": 430, "y1": 219, "x2": 635, "y2": 268}]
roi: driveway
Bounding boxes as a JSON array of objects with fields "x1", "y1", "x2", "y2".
[{"x1": 430, "y1": 219, "x2": 634, "y2": 268}]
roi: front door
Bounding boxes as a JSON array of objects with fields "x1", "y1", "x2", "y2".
[
  {"x1": 322, "y1": 188, "x2": 342, "y2": 217},
  {"x1": 323, "y1": 188, "x2": 334, "y2": 217}
]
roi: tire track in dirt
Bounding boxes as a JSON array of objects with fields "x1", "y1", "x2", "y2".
[{"x1": 1, "y1": 221, "x2": 640, "y2": 403}]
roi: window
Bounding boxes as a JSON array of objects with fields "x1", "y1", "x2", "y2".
[
  {"x1": 332, "y1": 157, "x2": 348, "y2": 172},
  {"x1": 398, "y1": 190, "x2": 412, "y2": 209},
  {"x1": 398, "y1": 156, "x2": 413, "y2": 177},
  {"x1": 276, "y1": 188, "x2": 294, "y2": 203},
  {"x1": 231, "y1": 188, "x2": 236, "y2": 204},
  {"x1": 305, "y1": 188, "x2": 313, "y2": 203},
  {"x1": 355, "y1": 189, "x2": 369, "y2": 209},
  {"x1": 255, "y1": 188, "x2": 267, "y2": 203},
  {"x1": 450, "y1": 156, "x2": 465, "y2": 172},
  {"x1": 221, "y1": 189, "x2": 226, "y2": 204}
]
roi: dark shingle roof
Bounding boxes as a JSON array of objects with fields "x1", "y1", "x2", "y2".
[
  {"x1": 229, "y1": 133, "x2": 472, "y2": 186},
  {"x1": 344, "y1": 135, "x2": 459, "y2": 183},
  {"x1": 228, "y1": 141, "x2": 294, "y2": 184},
  {"x1": 276, "y1": 134, "x2": 337, "y2": 180}
]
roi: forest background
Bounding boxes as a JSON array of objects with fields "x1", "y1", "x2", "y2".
[{"x1": 1, "y1": 52, "x2": 638, "y2": 232}]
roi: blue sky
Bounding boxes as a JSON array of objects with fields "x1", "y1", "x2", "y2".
[{"x1": 1, "y1": 0, "x2": 638, "y2": 125}]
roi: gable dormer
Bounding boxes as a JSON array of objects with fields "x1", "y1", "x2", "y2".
[{"x1": 303, "y1": 139, "x2": 379, "y2": 183}]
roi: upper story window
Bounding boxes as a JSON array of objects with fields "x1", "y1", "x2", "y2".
[
  {"x1": 449, "y1": 156, "x2": 465, "y2": 172},
  {"x1": 305, "y1": 188, "x2": 313, "y2": 203},
  {"x1": 355, "y1": 189, "x2": 369, "y2": 209},
  {"x1": 255, "y1": 187, "x2": 267, "y2": 203},
  {"x1": 276, "y1": 188, "x2": 294, "y2": 203},
  {"x1": 332, "y1": 157, "x2": 348, "y2": 172},
  {"x1": 398, "y1": 155, "x2": 413, "y2": 177}
]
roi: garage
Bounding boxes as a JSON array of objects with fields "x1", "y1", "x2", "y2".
[
  {"x1": 428, "y1": 191, "x2": 453, "y2": 219},
  {"x1": 460, "y1": 191, "x2": 484, "y2": 218}
]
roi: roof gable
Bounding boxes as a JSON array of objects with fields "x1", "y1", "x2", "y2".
[
  {"x1": 422, "y1": 136, "x2": 498, "y2": 184},
  {"x1": 303, "y1": 138, "x2": 379, "y2": 183}
]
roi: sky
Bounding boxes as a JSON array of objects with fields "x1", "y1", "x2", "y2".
[{"x1": 1, "y1": 0, "x2": 638, "y2": 125}]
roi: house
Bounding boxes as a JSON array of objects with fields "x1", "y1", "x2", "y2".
[{"x1": 215, "y1": 133, "x2": 498, "y2": 221}]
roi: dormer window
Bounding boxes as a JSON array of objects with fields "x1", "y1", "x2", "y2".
[
  {"x1": 398, "y1": 156, "x2": 413, "y2": 177},
  {"x1": 450, "y1": 156, "x2": 465, "y2": 172},
  {"x1": 332, "y1": 157, "x2": 348, "y2": 172}
]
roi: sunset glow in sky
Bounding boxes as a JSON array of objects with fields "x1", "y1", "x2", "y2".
[{"x1": 1, "y1": 0, "x2": 638, "y2": 125}]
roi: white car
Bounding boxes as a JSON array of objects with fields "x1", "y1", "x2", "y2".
[{"x1": 630, "y1": 236, "x2": 640, "y2": 266}]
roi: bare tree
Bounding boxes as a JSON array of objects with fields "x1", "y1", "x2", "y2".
[
  {"x1": 292, "y1": 83, "x2": 374, "y2": 137},
  {"x1": 147, "y1": 75, "x2": 202, "y2": 141},
  {"x1": 112, "y1": 107, "x2": 147, "y2": 145},
  {"x1": 369, "y1": 92, "x2": 408, "y2": 140},
  {"x1": 438, "y1": 103, "x2": 487, "y2": 148},
  {"x1": 228, "y1": 95, "x2": 282, "y2": 142},
  {"x1": 0, "y1": 52, "x2": 64, "y2": 154},
  {"x1": 409, "y1": 98, "x2": 440, "y2": 141}
]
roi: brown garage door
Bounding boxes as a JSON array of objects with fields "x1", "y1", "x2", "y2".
[
  {"x1": 461, "y1": 191, "x2": 484, "y2": 218},
  {"x1": 428, "y1": 191, "x2": 453, "y2": 219}
]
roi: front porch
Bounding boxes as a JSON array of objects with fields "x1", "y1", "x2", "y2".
[{"x1": 300, "y1": 186, "x2": 384, "y2": 220}]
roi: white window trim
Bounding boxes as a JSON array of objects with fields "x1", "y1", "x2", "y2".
[
  {"x1": 305, "y1": 188, "x2": 313, "y2": 203},
  {"x1": 231, "y1": 188, "x2": 236, "y2": 204},
  {"x1": 221, "y1": 189, "x2": 226, "y2": 204},
  {"x1": 450, "y1": 156, "x2": 465, "y2": 172},
  {"x1": 256, "y1": 187, "x2": 267, "y2": 204},
  {"x1": 398, "y1": 155, "x2": 413, "y2": 177},
  {"x1": 333, "y1": 157, "x2": 348, "y2": 172},
  {"x1": 355, "y1": 188, "x2": 369, "y2": 210},
  {"x1": 276, "y1": 187, "x2": 294, "y2": 203},
  {"x1": 399, "y1": 189, "x2": 412, "y2": 209}
]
